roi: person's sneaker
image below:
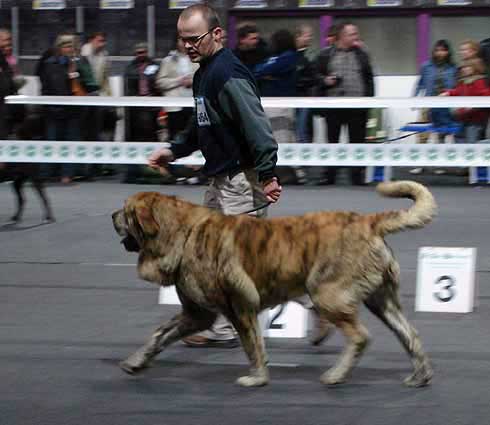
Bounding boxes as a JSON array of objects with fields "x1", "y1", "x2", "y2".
[
  {"x1": 409, "y1": 167, "x2": 423, "y2": 175},
  {"x1": 182, "y1": 335, "x2": 240, "y2": 348}
]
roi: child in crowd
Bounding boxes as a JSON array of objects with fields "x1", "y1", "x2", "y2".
[{"x1": 441, "y1": 58, "x2": 490, "y2": 144}]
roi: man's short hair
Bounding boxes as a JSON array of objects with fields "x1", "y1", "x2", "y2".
[
  {"x1": 179, "y1": 4, "x2": 221, "y2": 31},
  {"x1": 237, "y1": 23, "x2": 258, "y2": 40},
  {"x1": 88, "y1": 31, "x2": 106, "y2": 41},
  {"x1": 336, "y1": 22, "x2": 355, "y2": 36}
]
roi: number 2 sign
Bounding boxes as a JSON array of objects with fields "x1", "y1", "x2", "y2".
[{"x1": 416, "y1": 247, "x2": 476, "y2": 313}]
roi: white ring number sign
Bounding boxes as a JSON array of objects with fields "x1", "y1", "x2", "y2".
[{"x1": 416, "y1": 247, "x2": 476, "y2": 313}]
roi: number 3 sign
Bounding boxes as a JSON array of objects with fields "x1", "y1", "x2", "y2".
[{"x1": 416, "y1": 247, "x2": 477, "y2": 313}]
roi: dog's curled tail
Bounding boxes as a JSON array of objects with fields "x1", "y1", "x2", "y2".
[{"x1": 371, "y1": 181, "x2": 437, "y2": 236}]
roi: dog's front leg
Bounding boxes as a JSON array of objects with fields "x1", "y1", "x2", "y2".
[
  {"x1": 11, "y1": 177, "x2": 26, "y2": 222},
  {"x1": 120, "y1": 310, "x2": 216, "y2": 375},
  {"x1": 228, "y1": 313, "x2": 269, "y2": 387}
]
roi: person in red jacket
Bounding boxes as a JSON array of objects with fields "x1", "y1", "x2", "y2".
[{"x1": 441, "y1": 58, "x2": 490, "y2": 143}]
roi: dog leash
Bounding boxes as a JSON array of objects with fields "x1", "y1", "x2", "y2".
[
  {"x1": 382, "y1": 131, "x2": 424, "y2": 144},
  {"x1": 240, "y1": 201, "x2": 272, "y2": 215}
]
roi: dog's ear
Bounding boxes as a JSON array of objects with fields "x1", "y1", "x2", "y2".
[{"x1": 128, "y1": 200, "x2": 159, "y2": 238}]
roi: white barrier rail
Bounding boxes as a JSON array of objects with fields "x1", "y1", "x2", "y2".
[
  {"x1": 6, "y1": 95, "x2": 490, "y2": 109},
  {"x1": 1, "y1": 141, "x2": 490, "y2": 167}
]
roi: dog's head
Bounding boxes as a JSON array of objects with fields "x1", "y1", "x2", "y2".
[{"x1": 112, "y1": 192, "x2": 161, "y2": 253}]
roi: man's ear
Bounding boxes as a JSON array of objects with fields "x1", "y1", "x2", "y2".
[{"x1": 130, "y1": 201, "x2": 159, "y2": 238}]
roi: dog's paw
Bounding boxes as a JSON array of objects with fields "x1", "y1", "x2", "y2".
[
  {"x1": 119, "y1": 354, "x2": 150, "y2": 375},
  {"x1": 119, "y1": 360, "x2": 147, "y2": 375},
  {"x1": 236, "y1": 369, "x2": 269, "y2": 387},
  {"x1": 403, "y1": 368, "x2": 433, "y2": 388},
  {"x1": 320, "y1": 369, "x2": 347, "y2": 386},
  {"x1": 44, "y1": 216, "x2": 56, "y2": 224},
  {"x1": 9, "y1": 215, "x2": 21, "y2": 224}
]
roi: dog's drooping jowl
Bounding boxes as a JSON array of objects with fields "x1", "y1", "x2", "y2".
[{"x1": 112, "y1": 181, "x2": 436, "y2": 388}]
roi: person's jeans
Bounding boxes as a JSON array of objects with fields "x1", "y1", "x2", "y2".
[
  {"x1": 455, "y1": 123, "x2": 485, "y2": 144},
  {"x1": 295, "y1": 108, "x2": 312, "y2": 144},
  {"x1": 455, "y1": 123, "x2": 487, "y2": 181}
]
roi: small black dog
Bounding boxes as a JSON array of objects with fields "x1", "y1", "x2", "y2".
[{"x1": 0, "y1": 111, "x2": 54, "y2": 224}]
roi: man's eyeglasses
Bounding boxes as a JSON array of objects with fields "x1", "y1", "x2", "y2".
[
  {"x1": 135, "y1": 50, "x2": 148, "y2": 55},
  {"x1": 179, "y1": 27, "x2": 216, "y2": 46}
]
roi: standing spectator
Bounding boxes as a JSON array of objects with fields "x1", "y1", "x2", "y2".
[
  {"x1": 316, "y1": 22, "x2": 374, "y2": 185},
  {"x1": 146, "y1": 4, "x2": 281, "y2": 353},
  {"x1": 80, "y1": 32, "x2": 113, "y2": 179},
  {"x1": 0, "y1": 28, "x2": 25, "y2": 133},
  {"x1": 324, "y1": 24, "x2": 338, "y2": 48},
  {"x1": 295, "y1": 24, "x2": 316, "y2": 144},
  {"x1": 233, "y1": 23, "x2": 269, "y2": 71},
  {"x1": 0, "y1": 29, "x2": 17, "y2": 75},
  {"x1": 0, "y1": 50, "x2": 15, "y2": 140},
  {"x1": 459, "y1": 40, "x2": 481, "y2": 63},
  {"x1": 411, "y1": 40, "x2": 458, "y2": 174},
  {"x1": 441, "y1": 58, "x2": 490, "y2": 144},
  {"x1": 81, "y1": 32, "x2": 111, "y2": 96},
  {"x1": 38, "y1": 34, "x2": 98, "y2": 184},
  {"x1": 156, "y1": 36, "x2": 198, "y2": 141},
  {"x1": 254, "y1": 30, "x2": 298, "y2": 146},
  {"x1": 254, "y1": 29, "x2": 298, "y2": 183},
  {"x1": 480, "y1": 38, "x2": 490, "y2": 82},
  {"x1": 123, "y1": 43, "x2": 160, "y2": 183}
]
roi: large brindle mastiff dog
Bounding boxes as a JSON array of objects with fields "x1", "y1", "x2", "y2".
[{"x1": 112, "y1": 180, "x2": 436, "y2": 388}]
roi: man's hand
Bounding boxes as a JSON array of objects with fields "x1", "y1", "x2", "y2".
[
  {"x1": 148, "y1": 147, "x2": 175, "y2": 174},
  {"x1": 180, "y1": 75, "x2": 193, "y2": 88},
  {"x1": 263, "y1": 177, "x2": 282, "y2": 203}
]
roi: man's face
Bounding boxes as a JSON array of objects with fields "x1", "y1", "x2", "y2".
[
  {"x1": 239, "y1": 32, "x2": 259, "y2": 51},
  {"x1": 134, "y1": 49, "x2": 148, "y2": 62},
  {"x1": 338, "y1": 25, "x2": 360, "y2": 49},
  {"x1": 177, "y1": 13, "x2": 221, "y2": 63},
  {"x1": 0, "y1": 31, "x2": 12, "y2": 56},
  {"x1": 92, "y1": 35, "x2": 106, "y2": 52},
  {"x1": 60, "y1": 44, "x2": 74, "y2": 57},
  {"x1": 296, "y1": 29, "x2": 313, "y2": 50}
]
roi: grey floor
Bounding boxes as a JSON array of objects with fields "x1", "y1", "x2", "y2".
[{"x1": 1, "y1": 178, "x2": 490, "y2": 425}]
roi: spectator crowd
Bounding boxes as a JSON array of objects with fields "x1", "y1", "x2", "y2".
[{"x1": 1, "y1": 22, "x2": 490, "y2": 185}]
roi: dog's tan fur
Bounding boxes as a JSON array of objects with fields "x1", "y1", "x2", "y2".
[{"x1": 112, "y1": 180, "x2": 436, "y2": 388}]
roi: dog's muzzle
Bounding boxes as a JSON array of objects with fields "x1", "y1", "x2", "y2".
[
  {"x1": 121, "y1": 234, "x2": 140, "y2": 252},
  {"x1": 112, "y1": 209, "x2": 140, "y2": 252}
]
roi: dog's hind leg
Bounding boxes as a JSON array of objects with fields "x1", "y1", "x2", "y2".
[
  {"x1": 310, "y1": 280, "x2": 370, "y2": 386},
  {"x1": 11, "y1": 177, "x2": 26, "y2": 222},
  {"x1": 120, "y1": 308, "x2": 217, "y2": 375},
  {"x1": 32, "y1": 175, "x2": 55, "y2": 222},
  {"x1": 227, "y1": 311, "x2": 269, "y2": 387},
  {"x1": 364, "y1": 262, "x2": 432, "y2": 387}
]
